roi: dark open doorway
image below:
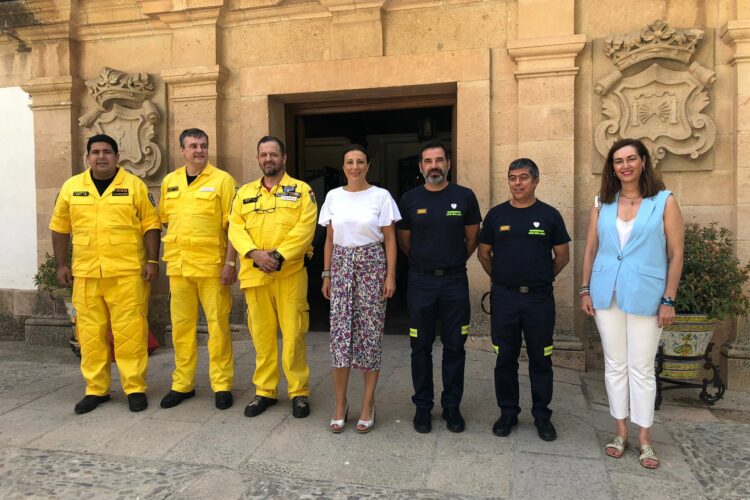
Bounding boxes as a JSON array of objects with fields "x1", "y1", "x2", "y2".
[{"x1": 290, "y1": 104, "x2": 454, "y2": 333}]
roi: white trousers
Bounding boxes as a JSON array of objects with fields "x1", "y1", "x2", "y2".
[{"x1": 595, "y1": 298, "x2": 663, "y2": 428}]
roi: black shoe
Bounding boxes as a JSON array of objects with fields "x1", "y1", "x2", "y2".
[
  {"x1": 128, "y1": 392, "x2": 148, "y2": 412},
  {"x1": 215, "y1": 391, "x2": 233, "y2": 410},
  {"x1": 74, "y1": 394, "x2": 110, "y2": 414},
  {"x1": 535, "y1": 418, "x2": 557, "y2": 441},
  {"x1": 292, "y1": 396, "x2": 310, "y2": 418},
  {"x1": 244, "y1": 395, "x2": 277, "y2": 417},
  {"x1": 160, "y1": 389, "x2": 196, "y2": 409},
  {"x1": 413, "y1": 408, "x2": 432, "y2": 433},
  {"x1": 442, "y1": 407, "x2": 465, "y2": 433},
  {"x1": 492, "y1": 415, "x2": 518, "y2": 437}
]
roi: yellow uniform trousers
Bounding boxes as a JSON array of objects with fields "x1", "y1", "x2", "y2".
[
  {"x1": 73, "y1": 274, "x2": 149, "y2": 396},
  {"x1": 169, "y1": 275, "x2": 233, "y2": 392},
  {"x1": 245, "y1": 267, "x2": 310, "y2": 399}
]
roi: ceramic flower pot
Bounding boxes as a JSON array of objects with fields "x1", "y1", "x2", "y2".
[{"x1": 659, "y1": 314, "x2": 717, "y2": 380}]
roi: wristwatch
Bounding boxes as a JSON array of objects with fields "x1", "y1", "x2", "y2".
[
  {"x1": 272, "y1": 250, "x2": 285, "y2": 263},
  {"x1": 321, "y1": 270, "x2": 331, "y2": 279}
]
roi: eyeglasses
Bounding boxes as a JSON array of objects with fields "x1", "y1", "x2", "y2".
[{"x1": 251, "y1": 185, "x2": 277, "y2": 214}]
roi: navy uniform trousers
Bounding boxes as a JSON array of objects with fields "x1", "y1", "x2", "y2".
[
  {"x1": 407, "y1": 270, "x2": 470, "y2": 410},
  {"x1": 490, "y1": 284, "x2": 555, "y2": 420}
]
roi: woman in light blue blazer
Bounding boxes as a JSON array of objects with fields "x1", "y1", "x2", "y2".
[{"x1": 580, "y1": 138, "x2": 683, "y2": 470}]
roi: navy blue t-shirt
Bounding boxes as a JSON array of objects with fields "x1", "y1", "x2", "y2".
[
  {"x1": 479, "y1": 200, "x2": 570, "y2": 287},
  {"x1": 397, "y1": 183, "x2": 482, "y2": 270}
]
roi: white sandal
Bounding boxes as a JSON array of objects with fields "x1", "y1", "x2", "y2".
[
  {"x1": 330, "y1": 405, "x2": 348, "y2": 434},
  {"x1": 356, "y1": 405, "x2": 376, "y2": 434}
]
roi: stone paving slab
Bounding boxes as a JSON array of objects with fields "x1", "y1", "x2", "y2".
[{"x1": 0, "y1": 337, "x2": 748, "y2": 499}]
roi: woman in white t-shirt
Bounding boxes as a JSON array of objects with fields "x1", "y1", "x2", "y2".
[{"x1": 319, "y1": 144, "x2": 401, "y2": 434}]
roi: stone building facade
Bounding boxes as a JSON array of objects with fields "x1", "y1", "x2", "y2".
[{"x1": 1, "y1": 0, "x2": 749, "y2": 389}]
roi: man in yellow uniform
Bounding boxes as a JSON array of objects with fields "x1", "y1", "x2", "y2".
[
  {"x1": 159, "y1": 128, "x2": 238, "y2": 410},
  {"x1": 50, "y1": 134, "x2": 161, "y2": 414},
  {"x1": 229, "y1": 135, "x2": 317, "y2": 418}
]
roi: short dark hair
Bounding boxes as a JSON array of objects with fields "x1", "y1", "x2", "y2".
[
  {"x1": 418, "y1": 139, "x2": 450, "y2": 162},
  {"x1": 599, "y1": 138, "x2": 665, "y2": 204},
  {"x1": 257, "y1": 135, "x2": 286, "y2": 156},
  {"x1": 86, "y1": 134, "x2": 118, "y2": 155},
  {"x1": 508, "y1": 158, "x2": 539, "y2": 178},
  {"x1": 179, "y1": 128, "x2": 209, "y2": 148},
  {"x1": 343, "y1": 144, "x2": 369, "y2": 163}
]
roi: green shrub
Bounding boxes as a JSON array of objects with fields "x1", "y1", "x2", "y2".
[
  {"x1": 678, "y1": 223, "x2": 750, "y2": 319},
  {"x1": 33, "y1": 249, "x2": 72, "y2": 294}
]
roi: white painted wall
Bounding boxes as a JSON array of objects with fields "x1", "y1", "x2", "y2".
[{"x1": 0, "y1": 87, "x2": 37, "y2": 290}]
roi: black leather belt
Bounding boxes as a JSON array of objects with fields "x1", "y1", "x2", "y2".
[
  {"x1": 412, "y1": 265, "x2": 466, "y2": 277},
  {"x1": 493, "y1": 282, "x2": 553, "y2": 294}
]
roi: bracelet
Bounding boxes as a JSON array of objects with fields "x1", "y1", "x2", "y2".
[
  {"x1": 147, "y1": 260, "x2": 159, "y2": 264},
  {"x1": 661, "y1": 297, "x2": 676, "y2": 307},
  {"x1": 321, "y1": 270, "x2": 331, "y2": 279},
  {"x1": 578, "y1": 286, "x2": 590, "y2": 296}
]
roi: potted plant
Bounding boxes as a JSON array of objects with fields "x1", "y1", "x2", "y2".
[
  {"x1": 33, "y1": 249, "x2": 80, "y2": 356},
  {"x1": 660, "y1": 223, "x2": 750, "y2": 379}
]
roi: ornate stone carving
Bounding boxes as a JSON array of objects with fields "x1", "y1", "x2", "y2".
[
  {"x1": 594, "y1": 21, "x2": 716, "y2": 165},
  {"x1": 79, "y1": 67, "x2": 162, "y2": 179}
]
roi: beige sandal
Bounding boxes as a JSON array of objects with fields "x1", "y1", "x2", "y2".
[
  {"x1": 638, "y1": 444, "x2": 660, "y2": 469},
  {"x1": 605, "y1": 436, "x2": 628, "y2": 458}
]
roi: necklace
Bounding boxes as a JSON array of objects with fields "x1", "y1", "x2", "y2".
[{"x1": 621, "y1": 193, "x2": 641, "y2": 206}]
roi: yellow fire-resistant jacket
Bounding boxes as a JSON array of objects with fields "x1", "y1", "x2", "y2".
[
  {"x1": 229, "y1": 172, "x2": 317, "y2": 288},
  {"x1": 49, "y1": 168, "x2": 161, "y2": 278},
  {"x1": 159, "y1": 164, "x2": 237, "y2": 278}
]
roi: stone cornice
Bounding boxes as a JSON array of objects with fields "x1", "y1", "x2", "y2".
[
  {"x1": 76, "y1": 20, "x2": 170, "y2": 41},
  {"x1": 507, "y1": 34, "x2": 586, "y2": 79},
  {"x1": 20, "y1": 75, "x2": 84, "y2": 110},
  {"x1": 16, "y1": 22, "x2": 76, "y2": 42},
  {"x1": 319, "y1": 0, "x2": 385, "y2": 12},
  {"x1": 162, "y1": 65, "x2": 227, "y2": 101},
  {"x1": 139, "y1": 0, "x2": 224, "y2": 28},
  {"x1": 220, "y1": 1, "x2": 329, "y2": 27},
  {"x1": 720, "y1": 20, "x2": 750, "y2": 65}
]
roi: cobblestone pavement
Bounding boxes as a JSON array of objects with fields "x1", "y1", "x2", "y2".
[{"x1": 0, "y1": 336, "x2": 748, "y2": 499}]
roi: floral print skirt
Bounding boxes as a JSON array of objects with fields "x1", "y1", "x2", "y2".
[{"x1": 329, "y1": 242, "x2": 387, "y2": 371}]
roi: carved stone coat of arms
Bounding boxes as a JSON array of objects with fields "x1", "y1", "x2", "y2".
[
  {"x1": 594, "y1": 20, "x2": 716, "y2": 166},
  {"x1": 79, "y1": 67, "x2": 163, "y2": 179}
]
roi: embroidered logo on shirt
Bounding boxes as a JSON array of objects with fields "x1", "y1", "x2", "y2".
[
  {"x1": 112, "y1": 188, "x2": 129, "y2": 196},
  {"x1": 73, "y1": 191, "x2": 89, "y2": 197},
  {"x1": 528, "y1": 227, "x2": 546, "y2": 236},
  {"x1": 500, "y1": 225, "x2": 511, "y2": 231},
  {"x1": 417, "y1": 208, "x2": 428, "y2": 214},
  {"x1": 243, "y1": 197, "x2": 259, "y2": 204},
  {"x1": 167, "y1": 186, "x2": 179, "y2": 192},
  {"x1": 200, "y1": 186, "x2": 216, "y2": 192},
  {"x1": 533, "y1": 221, "x2": 540, "y2": 228},
  {"x1": 451, "y1": 203, "x2": 457, "y2": 209},
  {"x1": 446, "y1": 209, "x2": 463, "y2": 216},
  {"x1": 309, "y1": 190, "x2": 316, "y2": 203}
]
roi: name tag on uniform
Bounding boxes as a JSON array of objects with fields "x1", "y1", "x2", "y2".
[
  {"x1": 417, "y1": 208, "x2": 427, "y2": 214},
  {"x1": 200, "y1": 186, "x2": 216, "y2": 192},
  {"x1": 167, "y1": 186, "x2": 179, "y2": 192},
  {"x1": 112, "y1": 188, "x2": 129, "y2": 196},
  {"x1": 73, "y1": 191, "x2": 89, "y2": 197},
  {"x1": 243, "y1": 197, "x2": 258, "y2": 204},
  {"x1": 280, "y1": 195, "x2": 300, "y2": 202},
  {"x1": 500, "y1": 225, "x2": 511, "y2": 231}
]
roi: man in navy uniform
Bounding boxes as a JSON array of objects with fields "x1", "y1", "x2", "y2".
[
  {"x1": 397, "y1": 140, "x2": 481, "y2": 434},
  {"x1": 477, "y1": 158, "x2": 570, "y2": 441}
]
